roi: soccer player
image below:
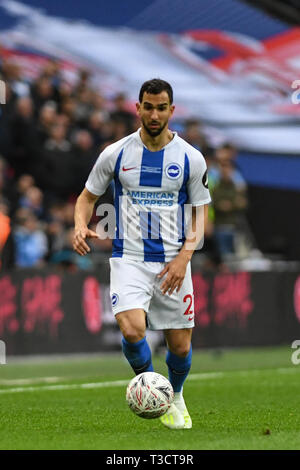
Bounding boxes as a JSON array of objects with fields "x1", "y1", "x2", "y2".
[{"x1": 73, "y1": 79, "x2": 211, "y2": 429}]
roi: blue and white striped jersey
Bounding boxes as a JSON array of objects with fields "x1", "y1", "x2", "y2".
[{"x1": 86, "y1": 129, "x2": 211, "y2": 262}]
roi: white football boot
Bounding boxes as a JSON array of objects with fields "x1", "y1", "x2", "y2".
[
  {"x1": 160, "y1": 402, "x2": 185, "y2": 429},
  {"x1": 173, "y1": 392, "x2": 192, "y2": 429}
]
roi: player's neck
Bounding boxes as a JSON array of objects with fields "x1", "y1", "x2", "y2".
[{"x1": 140, "y1": 127, "x2": 174, "y2": 152}]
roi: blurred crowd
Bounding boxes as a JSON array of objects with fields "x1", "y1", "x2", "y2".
[{"x1": 0, "y1": 58, "x2": 252, "y2": 272}]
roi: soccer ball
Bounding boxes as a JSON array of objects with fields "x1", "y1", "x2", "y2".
[{"x1": 126, "y1": 372, "x2": 174, "y2": 419}]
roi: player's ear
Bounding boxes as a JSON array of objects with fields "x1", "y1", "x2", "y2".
[
  {"x1": 136, "y1": 102, "x2": 141, "y2": 117},
  {"x1": 170, "y1": 104, "x2": 175, "y2": 117}
]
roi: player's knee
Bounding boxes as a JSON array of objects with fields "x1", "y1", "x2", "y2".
[
  {"x1": 116, "y1": 310, "x2": 146, "y2": 343},
  {"x1": 169, "y1": 344, "x2": 191, "y2": 358},
  {"x1": 117, "y1": 318, "x2": 145, "y2": 343},
  {"x1": 123, "y1": 329, "x2": 145, "y2": 343}
]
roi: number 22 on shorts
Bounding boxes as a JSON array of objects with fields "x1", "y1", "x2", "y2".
[{"x1": 183, "y1": 294, "x2": 194, "y2": 321}]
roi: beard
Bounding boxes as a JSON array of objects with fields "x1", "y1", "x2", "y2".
[{"x1": 142, "y1": 118, "x2": 168, "y2": 137}]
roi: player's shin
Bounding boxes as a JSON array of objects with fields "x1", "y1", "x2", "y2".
[
  {"x1": 166, "y1": 346, "x2": 192, "y2": 393},
  {"x1": 161, "y1": 346, "x2": 193, "y2": 429},
  {"x1": 122, "y1": 336, "x2": 154, "y2": 375}
]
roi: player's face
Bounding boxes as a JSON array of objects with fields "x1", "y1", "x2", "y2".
[{"x1": 136, "y1": 91, "x2": 175, "y2": 137}]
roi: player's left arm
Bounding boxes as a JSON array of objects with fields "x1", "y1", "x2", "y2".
[
  {"x1": 158, "y1": 204, "x2": 208, "y2": 295},
  {"x1": 158, "y1": 149, "x2": 211, "y2": 296}
]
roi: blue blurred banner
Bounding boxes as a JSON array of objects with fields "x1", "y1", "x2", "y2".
[
  {"x1": 0, "y1": 0, "x2": 155, "y2": 29},
  {"x1": 0, "y1": 0, "x2": 288, "y2": 37},
  {"x1": 1, "y1": 0, "x2": 300, "y2": 188},
  {"x1": 237, "y1": 153, "x2": 300, "y2": 191}
]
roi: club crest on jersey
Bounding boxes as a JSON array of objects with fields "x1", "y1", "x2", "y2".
[
  {"x1": 111, "y1": 293, "x2": 119, "y2": 307},
  {"x1": 165, "y1": 163, "x2": 182, "y2": 180}
]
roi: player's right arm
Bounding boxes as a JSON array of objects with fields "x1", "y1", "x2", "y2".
[
  {"x1": 73, "y1": 188, "x2": 100, "y2": 256},
  {"x1": 73, "y1": 139, "x2": 126, "y2": 255}
]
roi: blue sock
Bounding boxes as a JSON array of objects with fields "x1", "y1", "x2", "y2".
[
  {"x1": 166, "y1": 346, "x2": 192, "y2": 393},
  {"x1": 122, "y1": 336, "x2": 154, "y2": 375}
]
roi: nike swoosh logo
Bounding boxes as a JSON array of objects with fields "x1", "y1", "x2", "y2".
[
  {"x1": 122, "y1": 166, "x2": 137, "y2": 172},
  {"x1": 188, "y1": 316, "x2": 194, "y2": 321}
]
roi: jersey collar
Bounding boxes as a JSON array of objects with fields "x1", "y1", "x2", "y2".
[{"x1": 135, "y1": 128, "x2": 178, "y2": 151}]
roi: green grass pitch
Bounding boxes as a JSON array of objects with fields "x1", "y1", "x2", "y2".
[{"x1": 0, "y1": 346, "x2": 299, "y2": 450}]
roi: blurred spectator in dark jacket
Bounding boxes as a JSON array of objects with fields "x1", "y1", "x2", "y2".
[
  {"x1": 59, "y1": 97, "x2": 77, "y2": 128},
  {"x1": 113, "y1": 119, "x2": 129, "y2": 141},
  {"x1": 74, "y1": 68, "x2": 91, "y2": 94},
  {"x1": 72, "y1": 129, "x2": 97, "y2": 194},
  {"x1": 36, "y1": 102, "x2": 57, "y2": 145},
  {"x1": 0, "y1": 155, "x2": 14, "y2": 201},
  {"x1": 40, "y1": 59, "x2": 62, "y2": 88},
  {"x1": 183, "y1": 119, "x2": 208, "y2": 151},
  {"x1": 87, "y1": 111, "x2": 106, "y2": 149},
  {"x1": 39, "y1": 123, "x2": 74, "y2": 199},
  {"x1": 31, "y1": 76, "x2": 59, "y2": 114},
  {"x1": 55, "y1": 113, "x2": 72, "y2": 139},
  {"x1": 46, "y1": 201, "x2": 67, "y2": 254},
  {"x1": 110, "y1": 92, "x2": 135, "y2": 134},
  {"x1": 57, "y1": 80, "x2": 73, "y2": 105},
  {"x1": 74, "y1": 87, "x2": 94, "y2": 127},
  {"x1": 194, "y1": 147, "x2": 222, "y2": 269},
  {"x1": 212, "y1": 160, "x2": 248, "y2": 257},
  {"x1": 7, "y1": 96, "x2": 39, "y2": 177},
  {"x1": 0, "y1": 83, "x2": 17, "y2": 158},
  {"x1": 63, "y1": 202, "x2": 76, "y2": 229},
  {"x1": 92, "y1": 91, "x2": 108, "y2": 114},
  {"x1": 211, "y1": 143, "x2": 246, "y2": 190}
]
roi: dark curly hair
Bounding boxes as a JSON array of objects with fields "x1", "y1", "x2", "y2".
[{"x1": 139, "y1": 78, "x2": 173, "y2": 104}]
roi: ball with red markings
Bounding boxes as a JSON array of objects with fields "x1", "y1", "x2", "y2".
[{"x1": 126, "y1": 372, "x2": 174, "y2": 419}]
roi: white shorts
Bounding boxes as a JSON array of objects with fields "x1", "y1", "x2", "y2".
[{"x1": 109, "y1": 257, "x2": 195, "y2": 330}]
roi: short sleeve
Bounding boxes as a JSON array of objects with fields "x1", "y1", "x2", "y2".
[
  {"x1": 85, "y1": 147, "x2": 116, "y2": 196},
  {"x1": 187, "y1": 151, "x2": 211, "y2": 206}
]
